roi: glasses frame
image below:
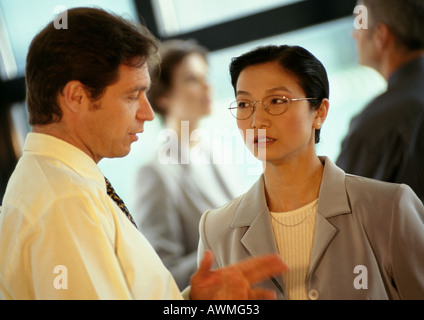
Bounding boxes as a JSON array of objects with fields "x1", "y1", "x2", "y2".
[{"x1": 228, "y1": 96, "x2": 320, "y2": 120}]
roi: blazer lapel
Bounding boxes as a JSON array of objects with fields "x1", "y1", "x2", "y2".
[
  {"x1": 308, "y1": 214, "x2": 337, "y2": 277},
  {"x1": 231, "y1": 176, "x2": 288, "y2": 298},
  {"x1": 307, "y1": 157, "x2": 351, "y2": 280}
]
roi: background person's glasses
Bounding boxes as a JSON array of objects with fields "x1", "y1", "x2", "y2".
[{"x1": 229, "y1": 95, "x2": 320, "y2": 120}]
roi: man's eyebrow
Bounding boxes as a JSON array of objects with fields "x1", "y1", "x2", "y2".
[{"x1": 125, "y1": 84, "x2": 150, "y2": 94}]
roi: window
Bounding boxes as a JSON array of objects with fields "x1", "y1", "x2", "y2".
[
  {"x1": 152, "y1": 0, "x2": 303, "y2": 36},
  {"x1": 0, "y1": 0, "x2": 386, "y2": 205},
  {"x1": 0, "y1": 0, "x2": 138, "y2": 76}
]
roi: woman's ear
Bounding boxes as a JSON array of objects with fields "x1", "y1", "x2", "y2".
[{"x1": 314, "y1": 98, "x2": 329, "y2": 129}]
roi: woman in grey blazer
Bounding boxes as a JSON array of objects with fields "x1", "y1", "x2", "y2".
[{"x1": 198, "y1": 45, "x2": 424, "y2": 300}]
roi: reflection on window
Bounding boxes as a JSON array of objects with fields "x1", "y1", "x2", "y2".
[
  {"x1": 153, "y1": 0, "x2": 303, "y2": 36},
  {"x1": 0, "y1": 0, "x2": 139, "y2": 164},
  {"x1": 0, "y1": 0, "x2": 138, "y2": 76}
]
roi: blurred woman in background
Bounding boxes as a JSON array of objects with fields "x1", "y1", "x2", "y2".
[{"x1": 133, "y1": 39, "x2": 236, "y2": 290}]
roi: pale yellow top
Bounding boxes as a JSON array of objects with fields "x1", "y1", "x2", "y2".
[{"x1": 270, "y1": 199, "x2": 318, "y2": 300}]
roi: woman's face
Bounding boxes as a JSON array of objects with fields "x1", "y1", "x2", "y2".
[
  {"x1": 235, "y1": 60, "x2": 325, "y2": 165},
  {"x1": 165, "y1": 53, "x2": 211, "y2": 122}
]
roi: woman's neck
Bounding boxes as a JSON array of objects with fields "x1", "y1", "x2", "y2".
[
  {"x1": 263, "y1": 155, "x2": 324, "y2": 212},
  {"x1": 165, "y1": 116, "x2": 200, "y2": 148}
]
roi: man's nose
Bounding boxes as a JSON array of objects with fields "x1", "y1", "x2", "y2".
[{"x1": 137, "y1": 97, "x2": 155, "y2": 122}]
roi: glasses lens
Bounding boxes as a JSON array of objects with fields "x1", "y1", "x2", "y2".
[
  {"x1": 229, "y1": 100, "x2": 252, "y2": 120},
  {"x1": 266, "y1": 96, "x2": 290, "y2": 115}
]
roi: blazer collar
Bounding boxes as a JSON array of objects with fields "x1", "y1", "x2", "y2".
[
  {"x1": 230, "y1": 176, "x2": 267, "y2": 228},
  {"x1": 316, "y1": 156, "x2": 351, "y2": 217},
  {"x1": 230, "y1": 156, "x2": 351, "y2": 228}
]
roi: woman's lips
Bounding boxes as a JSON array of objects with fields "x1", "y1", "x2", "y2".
[{"x1": 254, "y1": 136, "x2": 276, "y2": 147}]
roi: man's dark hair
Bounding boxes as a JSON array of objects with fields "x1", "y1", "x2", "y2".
[
  {"x1": 362, "y1": 0, "x2": 424, "y2": 50},
  {"x1": 26, "y1": 7, "x2": 159, "y2": 125}
]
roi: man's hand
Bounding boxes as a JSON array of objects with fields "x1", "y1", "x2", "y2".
[{"x1": 190, "y1": 251, "x2": 288, "y2": 300}]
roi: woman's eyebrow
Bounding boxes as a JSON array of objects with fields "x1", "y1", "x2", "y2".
[
  {"x1": 236, "y1": 86, "x2": 293, "y2": 97},
  {"x1": 235, "y1": 90, "x2": 251, "y2": 97},
  {"x1": 265, "y1": 86, "x2": 292, "y2": 94}
]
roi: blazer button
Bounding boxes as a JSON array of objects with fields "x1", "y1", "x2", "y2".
[{"x1": 308, "y1": 289, "x2": 319, "y2": 300}]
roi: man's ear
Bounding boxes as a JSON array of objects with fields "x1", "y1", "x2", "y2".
[
  {"x1": 60, "y1": 80, "x2": 89, "y2": 113},
  {"x1": 374, "y1": 22, "x2": 392, "y2": 51}
]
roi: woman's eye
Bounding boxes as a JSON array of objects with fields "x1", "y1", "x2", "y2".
[
  {"x1": 237, "y1": 101, "x2": 250, "y2": 108},
  {"x1": 271, "y1": 97, "x2": 288, "y2": 104},
  {"x1": 184, "y1": 75, "x2": 199, "y2": 84}
]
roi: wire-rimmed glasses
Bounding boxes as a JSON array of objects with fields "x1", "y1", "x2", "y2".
[{"x1": 228, "y1": 95, "x2": 320, "y2": 120}]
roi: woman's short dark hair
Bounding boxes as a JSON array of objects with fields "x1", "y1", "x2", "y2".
[
  {"x1": 148, "y1": 39, "x2": 208, "y2": 118},
  {"x1": 229, "y1": 45, "x2": 329, "y2": 143},
  {"x1": 26, "y1": 7, "x2": 159, "y2": 125}
]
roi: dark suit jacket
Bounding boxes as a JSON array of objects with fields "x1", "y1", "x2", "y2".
[{"x1": 337, "y1": 56, "x2": 424, "y2": 202}]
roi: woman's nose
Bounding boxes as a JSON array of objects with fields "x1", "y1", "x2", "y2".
[{"x1": 250, "y1": 102, "x2": 270, "y2": 129}]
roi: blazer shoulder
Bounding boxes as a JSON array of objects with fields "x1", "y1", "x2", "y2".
[
  {"x1": 204, "y1": 193, "x2": 245, "y2": 223},
  {"x1": 344, "y1": 174, "x2": 418, "y2": 209},
  {"x1": 201, "y1": 192, "x2": 250, "y2": 239}
]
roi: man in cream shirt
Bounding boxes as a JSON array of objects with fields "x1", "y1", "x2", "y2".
[
  {"x1": 0, "y1": 8, "x2": 285, "y2": 300},
  {"x1": 1, "y1": 132, "x2": 179, "y2": 299}
]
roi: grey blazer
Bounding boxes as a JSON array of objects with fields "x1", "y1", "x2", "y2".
[{"x1": 198, "y1": 157, "x2": 424, "y2": 300}]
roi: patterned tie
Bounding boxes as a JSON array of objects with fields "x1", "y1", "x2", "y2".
[{"x1": 105, "y1": 177, "x2": 138, "y2": 228}]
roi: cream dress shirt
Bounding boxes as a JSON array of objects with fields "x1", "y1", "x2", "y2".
[{"x1": 0, "y1": 132, "x2": 182, "y2": 300}]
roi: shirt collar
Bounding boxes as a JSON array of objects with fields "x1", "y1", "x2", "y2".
[{"x1": 23, "y1": 132, "x2": 105, "y2": 187}]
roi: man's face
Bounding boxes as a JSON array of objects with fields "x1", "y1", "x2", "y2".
[
  {"x1": 80, "y1": 62, "x2": 155, "y2": 163},
  {"x1": 352, "y1": 3, "x2": 381, "y2": 70},
  {"x1": 353, "y1": 26, "x2": 378, "y2": 68}
]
